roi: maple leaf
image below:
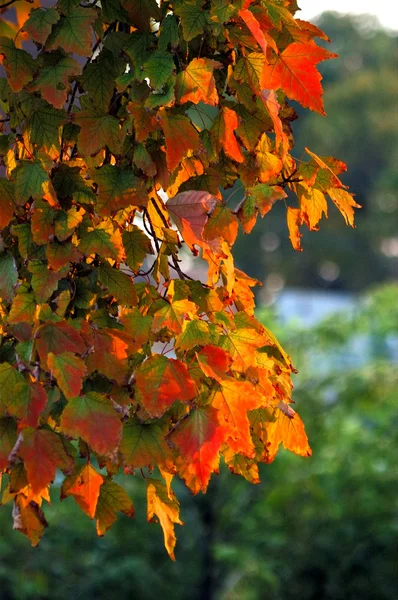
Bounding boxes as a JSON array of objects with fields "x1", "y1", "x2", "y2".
[
  {"x1": 32, "y1": 56, "x2": 82, "y2": 109},
  {"x1": 75, "y1": 111, "x2": 123, "y2": 157},
  {"x1": 35, "y1": 322, "x2": 85, "y2": 368},
  {"x1": 61, "y1": 463, "x2": 103, "y2": 519},
  {"x1": 175, "y1": 58, "x2": 220, "y2": 106},
  {"x1": 135, "y1": 355, "x2": 196, "y2": 418},
  {"x1": 168, "y1": 406, "x2": 226, "y2": 494},
  {"x1": 12, "y1": 494, "x2": 48, "y2": 547},
  {"x1": 261, "y1": 42, "x2": 337, "y2": 115},
  {"x1": 238, "y1": 8, "x2": 268, "y2": 55},
  {"x1": 23, "y1": 7, "x2": 60, "y2": 45},
  {"x1": 60, "y1": 392, "x2": 122, "y2": 456},
  {"x1": 327, "y1": 187, "x2": 361, "y2": 227},
  {"x1": 261, "y1": 406, "x2": 312, "y2": 463},
  {"x1": 95, "y1": 478, "x2": 135, "y2": 536},
  {"x1": 167, "y1": 190, "x2": 218, "y2": 249},
  {"x1": 19, "y1": 428, "x2": 74, "y2": 494},
  {"x1": 120, "y1": 421, "x2": 174, "y2": 473},
  {"x1": 0, "y1": 37, "x2": 36, "y2": 93},
  {"x1": 47, "y1": 352, "x2": 87, "y2": 400},
  {"x1": 11, "y1": 382, "x2": 47, "y2": 429},
  {"x1": 147, "y1": 479, "x2": 183, "y2": 561},
  {"x1": 0, "y1": 418, "x2": 17, "y2": 472},
  {"x1": 46, "y1": 8, "x2": 95, "y2": 57},
  {"x1": 286, "y1": 206, "x2": 304, "y2": 252},
  {"x1": 159, "y1": 109, "x2": 200, "y2": 172},
  {"x1": 210, "y1": 107, "x2": 244, "y2": 163}
]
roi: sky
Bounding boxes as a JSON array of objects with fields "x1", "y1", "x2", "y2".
[{"x1": 297, "y1": 0, "x2": 398, "y2": 31}]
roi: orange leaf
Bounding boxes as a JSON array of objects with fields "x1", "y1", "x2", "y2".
[
  {"x1": 13, "y1": 494, "x2": 48, "y2": 547},
  {"x1": 327, "y1": 187, "x2": 361, "y2": 227},
  {"x1": 135, "y1": 355, "x2": 197, "y2": 418},
  {"x1": 159, "y1": 109, "x2": 200, "y2": 172},
  {"x1": 239, "y1": 9, "x2": 268, "y2": 55},
  {"x1": 212, "y1": 379, "x2": 258, "y2": 457},
  {"x1": 147, "y1": 479, "x2": 183, "y2": 560},
  {"x1": 263, "y1": 407, "x2": 312, "y2": 462},
  {"x1": 286, "y1": 206, "x2": 304, "y2": 252},
  {"x1": 175, "y1": 58, "x2": 220, "y2": 105},
  {"x1": 261, "y1": 42, "x2": 337, "y2": 115},
  {"x1": 168, "y1": 407, "x2": 226, "y2": 494},
  {"x1": 210, "y1": 107, "x2": 244, "y2": 163},
  {"x1": 61, "y1": 463, "x2": 103, "y2": 519}
]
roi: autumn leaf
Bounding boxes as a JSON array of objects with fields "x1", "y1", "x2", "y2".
[
  {"x1": 135, "y1": 355, "x2": 196, "y2": 418},
  {"x1": 61, "y1": 463, "x2": 103, "y2": 519},
  {"x1": 261, "y1": 42, "x2": 337, "y2": 115},
  {"x1": 167, "y1": 190, "x2": 218, "y2": 249},
  {"x1": 47, "y1": 352, "x2": 87, "y2": 400},
  {"x1": 147, "y1": 479, "x2": 183, "y2": 560},
  {"x1": 120, "y1": 421, "x2": 174, "y2": 473},
  {"x1": 95, "y1": 478, "x2": 134, "y2": 536},
  {"x1": 13, "y1": 494, "x2": 48, "y2": 547},
  {"x1": 175, "y1": 58, "x2": 220, "y2": 105},
  {"x1": 210, "y1": 107, "x2": 244, "y2": 163},
  {"x1": 19, "y1": 428, "x2": 74, "y2": 494},
  {"x1": 168, "y1": 406, "x2": 226, "y2": 494},
  {"x1": 60, "y1": 392, "x2": 122, "y2": 456},
  {"x1": 159, "y1": 109, "x2": 200, "y2": 172}
]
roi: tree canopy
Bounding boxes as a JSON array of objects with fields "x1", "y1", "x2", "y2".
[{"x1": 0, "y1": 0, "x2": 358, "y2": 556}]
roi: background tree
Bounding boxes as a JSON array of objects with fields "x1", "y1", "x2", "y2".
[{"x1": 0, "y1": 0, "x2": 358, "y2": 556}]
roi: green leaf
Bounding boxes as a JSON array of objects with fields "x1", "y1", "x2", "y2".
[
  {"x1": 98, "y1": 264, "x2": 138, "y2": 306},
  {"x1": 33, "y1": 55, "x2": 82, "y2": 109},
  {"x1": 7, "y1": 284, "x2": 36, "y2": 325},
  {"x1": 122, "y1": 226, "x2": 154, "y2": 273},
  {"x1": 29, "y1": 262, "x2": 68, "y2": 304},
  {"x1": 78, "y1": 229, "x2": 120, "y2": 260},
  {"x1": 120, "y1": 421, "x2": 173, "y2": 471},
  {"x1": 0, "y1": 418, "x2": 17, "y2": 471},
  {"x1": 81, "y1": 50, "x2": 122, "y2": 111},
  {"x1": 90, "y1": 166, "x2": 143, "y2": 215},
  {"x1": 46, "y1": 8, "x2": 96, "y2": 56},
  {"x1": 143, "y1": 52, "x2": 175, "y2": 90},
  {"x1": 174, "y1": 1, "x2": 209, "y2": 42},
  {"x1": 0, "y1": 364, "x2": 25, "y2": 417},
  {"x1": 14, "y1": 161, "x2": 49, "y2": 204},
  {"x1": 23, "y1": 8, "x2": 61, "y2": 45},
  {"x1": 0, "y1": 37, "x2": 36, "y2": 92},
  {"x1": 25, "y1": 100, "x2": 66, "y2": 153},
  {"x1": 0, "y1": 252, "x2": 17, "y2": 302},
  {"x1": 175, "y1": 319, "x2": 210, "y2": 352},
  {"x1": 95, "y1": 478, "x2": 134, "y2": 536},
  {"x1": 158, "y1": 15, "x2": 179, "y2": 51},
  {"x1": 60, "y1": 392, "x2": 122, "y2": 455}
]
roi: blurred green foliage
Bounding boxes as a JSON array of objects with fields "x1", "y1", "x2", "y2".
[
  {"x1": 1, "y1": 284, "x2": 397, "y2": 600},
  {"x1": 233, "y1": 13, "x2": 398, "y2": 293}
]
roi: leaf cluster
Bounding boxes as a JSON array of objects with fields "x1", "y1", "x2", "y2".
[{"x1": 0, "y1": 0, "x2": 358, "y2": 557}]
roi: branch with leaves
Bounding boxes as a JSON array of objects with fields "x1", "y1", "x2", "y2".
[{"x1": 0, "y1": 0, "x2": 359, "y2": 559}]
